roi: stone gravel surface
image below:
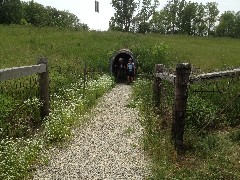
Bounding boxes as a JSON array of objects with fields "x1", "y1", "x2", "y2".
[{"x1": 33, "y1": 84, "x2": 149, "y2": 179}]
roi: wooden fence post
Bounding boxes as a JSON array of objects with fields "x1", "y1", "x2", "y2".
[
  {"x1": 153, "y1": 64, "x2": 164, "y2": 107},
  {"x1": 38, "y1": 57, "x2": 50, "y2": 120},
  {"x1": 172, "y1": 63, "x2": 191, "y2": 150}
]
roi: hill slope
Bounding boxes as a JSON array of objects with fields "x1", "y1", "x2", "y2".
[{"x1": 0, "y1": 25, "x2": 240, "y2": 71}]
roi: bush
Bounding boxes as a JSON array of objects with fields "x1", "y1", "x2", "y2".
[
  {"x1": 186, "y1": 95, "x2": 219, "y2": 131},
  {"x1": 131, "y1": 42, "x2": 169, "y2": 74}
]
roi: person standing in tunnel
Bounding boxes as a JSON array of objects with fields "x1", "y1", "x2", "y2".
[
  {"x1": 127, "y1": 58, "x2": 135, "y2": 84},
  {"x1": 116, "y1": 58, "x2": 125, "y2": 83}
]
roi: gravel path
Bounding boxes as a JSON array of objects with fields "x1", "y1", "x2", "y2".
[{"x1": 33, "y1": 84, "x2": 149, "y2": 179}]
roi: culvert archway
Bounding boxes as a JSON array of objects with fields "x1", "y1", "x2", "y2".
[{"x1": 109, "y1": 49, "x2": 137, "y2": 82}]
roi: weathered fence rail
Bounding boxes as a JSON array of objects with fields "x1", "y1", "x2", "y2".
[
  {"x1": 155, "y1": 72, "x2": 176, "y2": 84},
  {"x1": 190, "y1": 68, "x2": 240, "y2": 83},
  {"x1": 0, "y1": 57, "x2": 49, "y2": 119},
  {"x1": 153, "y1": 64, "x2": 240, "y2": 151},
  {"x1": 155, "y1": 68, "x2": 240, "y2": 84},
  {"x1": 0, "y1": 64, "x2": 46, "y2": 82},
  {"x1": 155, "y1": 67, "x2": 240, "y2": 85}
]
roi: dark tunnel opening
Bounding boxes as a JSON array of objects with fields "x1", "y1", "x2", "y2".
[{"x1": 110, "y1": 49, "x2": 136, "y2": 83}]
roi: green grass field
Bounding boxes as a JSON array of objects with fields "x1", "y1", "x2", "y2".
[{"x1": 0, "y1": 25, "x2": 239, "y2": 71}]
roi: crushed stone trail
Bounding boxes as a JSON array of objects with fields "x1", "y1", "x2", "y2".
[{"x1": 33, "y1": 84, "x2": 149, "y2": 179}]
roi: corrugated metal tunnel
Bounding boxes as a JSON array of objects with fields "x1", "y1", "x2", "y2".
[{"x1": 109, "y1": 49, "x2": 137, "y2": 82}]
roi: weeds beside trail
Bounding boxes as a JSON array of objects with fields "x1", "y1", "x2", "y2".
[
  {"x1": 132, "y1": 78, "x2": 240, "y2": 179},
  {"x1": 0, "y1": 74, "x2": 114, "y2": 179}
]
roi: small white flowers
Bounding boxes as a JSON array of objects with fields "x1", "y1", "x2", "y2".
[
  {"x1": 0, "y1": 74, "x2": 114, "y2": 180},
  {"x1": 23, "y1": 97, "x2": 43, "y2": 107},
  {"x1": 43, "y1": 74, "x2": 114, "y2": 143}
]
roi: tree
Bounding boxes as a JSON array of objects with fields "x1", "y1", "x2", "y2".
[
  {"x1": 195, "y1": 3, "x2": 207, "y2": 36},
  {"x1": 137, "y1": 0, "x2": 159, "y2": 23},
  {"x1": 235, "y1": 11, "x2": 240, "y2": 38},
  {"x1": 21, "y1": 1, "x2": 87, "y2": 29},
  {"x1": 216, "y1": 11, "x2": 236, "y2": 37},
  {"x1": 181, "y1": 1, "x2": 198, "y2": 35},
  {"x1": 138, "y1": 21, "x2": 151, "y2": 33},
  {"x1": 0, "y1": 0, "x2": 22, "y2": 24},
  {"x1": 176, "y1": 0, "x2": 186, "y2": 33},
  {"x1": 0, "y1": 0, "x2": 88, "y2": 30},
  {"x1": 23, "y1": 1, "x2": 48, "y2": 26},
  {"x1": 206, "y1": 2, "x2": 219, "y2": 36},
  {"x1": 164, "y1": 0, "x2": 180, "y2": 34},
  {"x1": 135, "y1": 0, "x2": 159, "y2": 33},
  {"x1": 109, "y1": 0, "x2": 137, "y2": 32},
  {"x1": 150, "y1": 10, "x2": 168, "y2": 33}
]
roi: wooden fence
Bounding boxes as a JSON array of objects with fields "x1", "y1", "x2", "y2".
[
  {"x1": 153, "y1": 63, "x2": 240, "y2": 150},
  {"x1": 0, "y1": 57, "x2": 49, "y2": 120}
]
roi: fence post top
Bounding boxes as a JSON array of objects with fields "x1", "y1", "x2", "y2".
[
  {"x1": 176, "y1": 63, "x2": 191, "y2": 69},
  {"x1": 38, "y1": 57, "x2": 48, "y2": 64},
  {"x1": 155, "y1": 64, "x2": 164, "y2": 66},
  {"x1": 155, "y1": 64, "x2": 165, "y2": 72}
]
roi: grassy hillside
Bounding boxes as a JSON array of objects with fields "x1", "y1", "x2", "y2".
[
  {"x1": 0, "y1": 25, "x2": 240, "y2": 71},
  {"x1": 152, "y1": 34, "x2": 240, "y2": 70}
]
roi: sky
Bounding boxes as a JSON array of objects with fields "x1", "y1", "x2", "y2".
[{"x1": 22, "y1": 0, "x2": 240, "y2": 31}]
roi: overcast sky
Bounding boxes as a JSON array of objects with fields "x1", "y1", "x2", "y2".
[{"x1": 22, "y1": 0, "x2": 240, "y2": 31}]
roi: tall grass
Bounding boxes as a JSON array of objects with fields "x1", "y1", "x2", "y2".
[
  {"x1": 1, "y1": 25, "x2": 240, "y2": 71},
  {"x1": 132, "y1": 78, "x2": 240, "y2": 179},
  {"x1": 131, "y1": 36, "x2": 240, "y2": 178},
  {"x1": 150, "y1": 34, "x2": 240, "y2": 70}
]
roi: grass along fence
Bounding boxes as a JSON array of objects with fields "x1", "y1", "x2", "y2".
[
  {"x1": 0, "y1": 57, "x2": 101, "y2": 139},
  {"x1": 153, "y1": 63, "x2": 240, "y2": 151},
  {"x1": 0, "y1": 56, "x2": 113, "y2": 179},
  {"x1": 0, "y1": 74, "x2": 114, "y2": 179},
  {"x1": 0, "y1": 57, "x2": 49, "y2": 121}
]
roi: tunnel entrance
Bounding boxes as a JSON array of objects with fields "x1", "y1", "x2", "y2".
[{"x1": 109, "y1": 49, "x2": 136, "y2": 83}]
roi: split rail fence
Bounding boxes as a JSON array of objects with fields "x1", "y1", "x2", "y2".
[
  {"x1": 0, "y1": 58, "x2": 100, "y2": 122},
  {"x1": 153, "y1": 63, "x2": 240, "y2": 150},
  {"x1": 0, "y1": 57, "x2": 49, "y2": 120}
]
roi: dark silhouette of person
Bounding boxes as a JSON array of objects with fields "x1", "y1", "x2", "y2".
[{"x1": 116, "y1": 58, "x2": 125, "y2": 83}]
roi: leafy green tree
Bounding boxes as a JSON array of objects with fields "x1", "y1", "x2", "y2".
[
  {"x1": 21, "y1": 1, "x2": 88, "y2": 30},
  {"x1": 135, "y1": 0, "x2": 159, "y2": 33},
  {"x1": 0, "y1": 0, "x2": 22, "y2": 24},
  {"x1": 235, "y1": 11, "x2": 240, "y2": 38},
  {"x1": 137, "y1": 0, "x2": 159, "y2": 23},
  {"x1": 176, "y1": 0, "x2": 186, "y2": 33},
  {"x1": 195, "y1": 3, "x2": 207, "y2": 36},
  {"x1": 181, "y1": 1, "x2": 198, "y2": 35},
  {"x1": 0, "y1": 0, "x2": 88, "y2": 30},
  {"x1": 150, "y1": 10, "x2": 168, "y2": 33},
  {"x1": 109, "y1": 0, "x2": 137, "y2": 32},
  {"x1": 164, "y1": 0, "x2": 180, "y2": 34},
  {"x1": 206, "y1": 2, "x2": 219, "y2": 36},
  {"x1": 23, "y1": 1, "x2": 48, "y2": 26},
  {"x1": 216, "y1": 11, "x2": 236, "y2": 37},
  {"x1": 138, "y1": 21, "x2": 151, "y2": 33}
]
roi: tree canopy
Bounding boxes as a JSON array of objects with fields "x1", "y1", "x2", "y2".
[
  {"x1": 0, "y1": 0, "x2": 89, "y2": 30},
  {"x1": 110, "y1": 0, "x2": 240, "y2": 38}
]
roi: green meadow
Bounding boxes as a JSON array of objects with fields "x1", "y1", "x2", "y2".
[
  {"x1": 1, "y1": 25, "x2": 239, "y2": 71},
  {"x1": 155, "y1": 34, "x2": 240, "y2": 70}
]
